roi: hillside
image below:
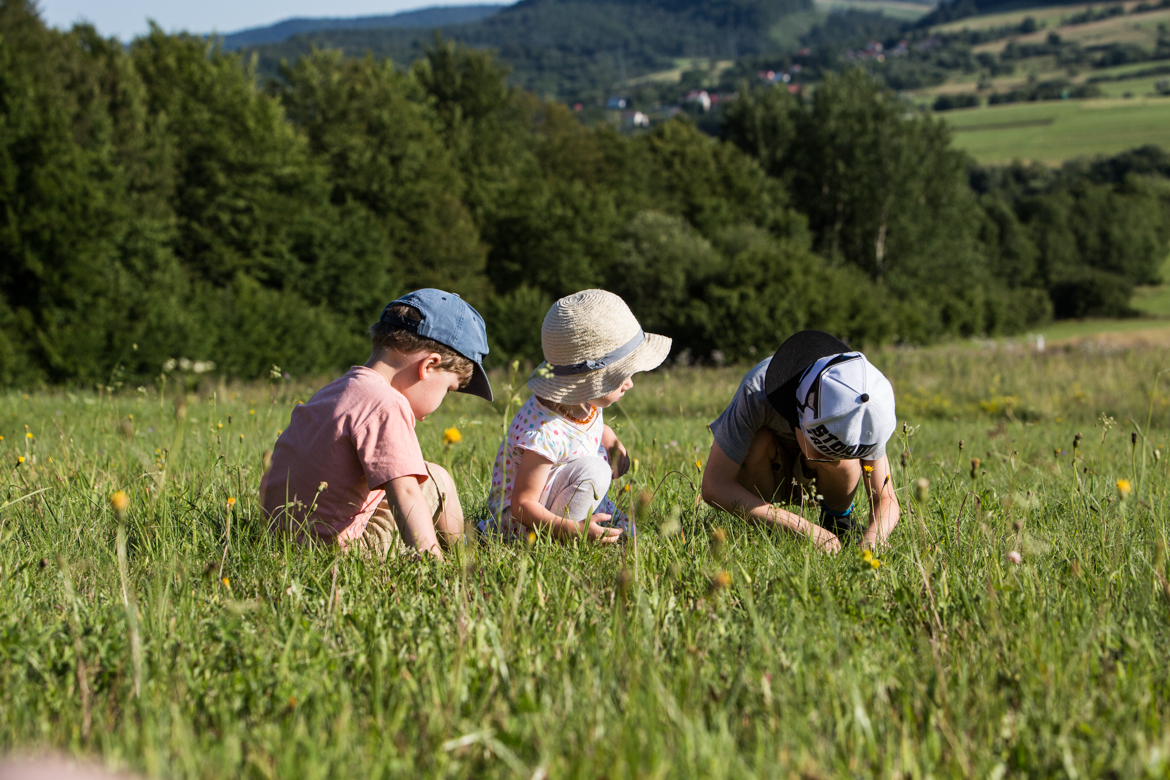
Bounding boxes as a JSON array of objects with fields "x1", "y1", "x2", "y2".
[
  {"x1": 218, "y1": 6, "x2": 505, "y2": 50},
  {"x1": 243, "y1": 0, "x2": 813, "y2": 100}
]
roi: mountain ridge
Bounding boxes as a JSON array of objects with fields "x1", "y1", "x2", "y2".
[
  {"x1": 241, "y1": 0, "x2": 813, "y2": 99},
  {"x1": 218, "y1": 5, "x2": 505, "y2": 50}
]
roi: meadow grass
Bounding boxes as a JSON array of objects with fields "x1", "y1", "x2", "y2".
[
  {"x1": 1133, "y1": 256, "x2": 1170, "y2": 318},
  {"x1": 813, "y1": 0, "x2": 932, "y2": 22},
  {"x1": 931, "y1": 0, "x2": 1151, "y2": 34},
  {"x1": 2, "y1": 340, "x2": 1170, "y2": 778},
  {"x1": 943, "y1": 96, "x2": 1170, "y2": 164},
  {"x1": 969, "y1": 7, "x2": 1170, "y2": 55}
]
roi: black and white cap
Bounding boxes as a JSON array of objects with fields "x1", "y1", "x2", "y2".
[
  {"x1": 764, "y1": 330, "x2": 896, "y2": 461},
  {"x1": 795, "y1": 352, "x2": 896, "y2": 460}
]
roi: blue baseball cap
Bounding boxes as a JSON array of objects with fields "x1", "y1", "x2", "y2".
[{"x1": 379, "y1": 289, "x2": 493, "y2": 402}]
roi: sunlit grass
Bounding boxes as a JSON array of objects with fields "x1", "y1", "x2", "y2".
[{"x1": 2, "y1": 340, "x2": 1169, "y2": 777}]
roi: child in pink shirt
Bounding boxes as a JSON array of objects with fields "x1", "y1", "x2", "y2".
[
  {"x1": 483, "y1": 290, "x2": 671, "y2": 543},
  {"x1": 262, "y1": 289, "x2": 493, "y2": 558}
]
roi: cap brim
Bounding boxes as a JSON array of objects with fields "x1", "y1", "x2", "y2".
[
  {"x1": 764, "y1": 330, "x2": 850, "y2": 427},
  {"x1": 526, "y1": 333, "x2": 672, "y2": 405},
  {"x1": 458, "y1": 361, "x2": 494, "y2": 402}
]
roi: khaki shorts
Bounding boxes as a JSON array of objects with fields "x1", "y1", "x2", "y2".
[{"x1": 359, "y1": 465, "x2": 445, "y2": 558}]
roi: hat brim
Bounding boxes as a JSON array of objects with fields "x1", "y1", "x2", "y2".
[
  {"x1": 526, "y1": 333, "x2": 672, "y2": 405},
  {"x1": 458, "y1": 361, "x2": 494, "y2": 402},
  {"x1": 764, "y1": 330, "x2": 850, "y2": 427}
]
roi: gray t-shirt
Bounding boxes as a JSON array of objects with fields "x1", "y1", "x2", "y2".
[
  {"x1": 709, "y1": 358, "x2": 887, "y2": 464},
  {"x1": 709, "y1": 359, "x2": 797, "y2": 465}
]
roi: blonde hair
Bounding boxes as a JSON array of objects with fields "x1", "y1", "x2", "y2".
[{"x1": 369, "y1": 304, "x2": 474, "y2": 386}]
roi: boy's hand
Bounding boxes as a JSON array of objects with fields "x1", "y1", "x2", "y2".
[
  {"x1": 587, "y1": 513, "x2": 623, "y2": 544},
  {"x1": 814, "y1": 527, "x2": 842, "y2": 554}
]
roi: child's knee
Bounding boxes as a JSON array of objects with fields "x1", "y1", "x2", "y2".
[
  {"x1": 743, "y1": 429, "x2": 778, "y2": 468},
  {"x1": 570, "y1": 455, "x2": 613, "y2": 493},
  {"x1": 424, "y1": 461, "x2": 458, "y2": 500}
]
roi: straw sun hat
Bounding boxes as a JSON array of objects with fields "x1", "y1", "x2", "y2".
[{"x1": 527, "y1": 290, "x2": 672, "y2": 405}]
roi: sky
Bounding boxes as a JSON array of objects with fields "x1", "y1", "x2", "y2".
[{"x1": 38, "y1": 0, "x2": 496, "y2": 40}]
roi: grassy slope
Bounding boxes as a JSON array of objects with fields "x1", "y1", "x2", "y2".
[
  {"x1": 1133, "y1": 254, "x2": 1170, "y2": 317},
  {"x1": 1, "y1": 343, "x2": 1170, "y2": 777},
  {"x1": 970, "y1": 6, "x2": 1170, "y2": 53},
  {"x1": 921, "y1": 1, "x2": 1170, "y2": 161},
  {"x1": 943, "y1": 96, "x2": 1170, "y2": 163},
  {"x1": 814, "y1": 0, "x2": 934, "y2": 22}
]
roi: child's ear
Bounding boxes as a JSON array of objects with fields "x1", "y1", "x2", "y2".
[{"x1": 417, "y1": 353, "x2": 443, "y2": 379}]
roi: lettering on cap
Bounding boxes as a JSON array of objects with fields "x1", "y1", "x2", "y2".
[{"x1": 806, "y1": 424, "x2": 877, "y2": 460}]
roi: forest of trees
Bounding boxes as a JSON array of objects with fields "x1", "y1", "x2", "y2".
[{"x1": 1, "y1": 0, "x2": 1168, "y2": 388}]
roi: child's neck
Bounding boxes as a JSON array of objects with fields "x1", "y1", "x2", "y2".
[{"x1": 539, "y1": 397, "x2": 596, "y2": 424}]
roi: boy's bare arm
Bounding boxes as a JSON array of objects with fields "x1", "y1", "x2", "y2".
[
  {"x1": 701, "y1": 441, "x2": 842, "y2": 553},
  {"x1": 384, "y1": 475, "x2": 442, "y2": 558},
  {"x1": 860, "y1": 455, "x2": 899, "y2": 549},
  {"x1": 511, "y1": 450, "x2": 621, "y2": 544}
]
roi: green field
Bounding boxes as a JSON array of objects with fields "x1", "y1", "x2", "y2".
[
  {"x1": 933, "y1": 0, "x2": 1146, "y2": 33},
  {"x1": 943, "y1": 96, "x2": 1170, "y2": 163},
  {"x1": 919, "y1": 1, "x2": 1170, "y2": 162},
  {"x1": 815, "y1": 0, "x2": 933, "y2": 21},
  {"x1": 2, "y1": 342, "x2": 1170, "y2": 777}
]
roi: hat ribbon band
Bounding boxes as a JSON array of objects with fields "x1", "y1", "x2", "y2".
[{"x1": 550, "y1": 330, "x2": 645, "y2": 376}]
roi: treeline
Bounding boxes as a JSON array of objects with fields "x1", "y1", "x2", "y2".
[
  {"x1": 724, "y1": 77, "x2": 1169, "y2": 324},
  {"x1": 1, "y1": 1, "x2": 1168, "y2": 388}
]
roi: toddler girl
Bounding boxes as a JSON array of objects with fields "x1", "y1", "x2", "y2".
[{"x1": 483, "y1": 290, "x2": 671, "y2": 543}]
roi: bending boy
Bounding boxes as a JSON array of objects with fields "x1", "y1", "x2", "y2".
[
  {"x1": 262, "y1": 289, "x2": 493, "y2": 559},
  {"x1": 701, "y1": 330, "x2": 900, "y2": 553}
]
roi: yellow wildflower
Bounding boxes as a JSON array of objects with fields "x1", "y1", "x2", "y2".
[
  {"x1": 443, "y1": 427, "x2": 462, "y2": 445},
  {"x1": 221, "y1": 577, "x2": 231, "y2": 589},
  {"x1": 249, "y1": 410, "x2": 255, "y2": 415},
  {"x1": 710, "y1": 571, "x2": 732, "y2": 590},
  {"x1": 869, "y1": 558, "x2": 883, "y2": 569},
  {"x1": 16, "y1": 456, "x2": 25, "y2": 465},
  {"x1": 25, "y1": 432, "x2": 33, "y2": 439},
  {"x1": 863, "y1": 465, "x2": 874, "y2": 474},
  {"x1": 861, "y1": 549, "x2": 873, "y2": 562},
  {"x1": 216, "y1": 423, "x2": 223, "y2": 430},
  {"x1": 111, "y1": 491, "x2": 129, "y2": 516},
  {"x1": 694, "y1": 460, "x2": 702, "y2": 472},
  {"x1": 1116, "y1": 479, "x2": 1132, "y2": 498},
  {"x1": 226, "y1": 496, "x2": 237, "y2": 508}
]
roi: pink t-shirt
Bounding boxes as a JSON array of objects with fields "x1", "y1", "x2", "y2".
[{"x1": 262, "y1": 366, "x2": 428, "y2": 546}]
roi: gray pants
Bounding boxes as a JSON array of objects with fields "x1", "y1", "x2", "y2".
[
  {"x1": 540, "y1": 455, "x2": 612, "y2": 522},
  {"x1": 480, "y1": 455, "x2": 632, "y2": 539}
]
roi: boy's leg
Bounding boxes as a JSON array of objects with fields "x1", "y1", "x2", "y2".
[
  {"x1": 363, "y1": 463, "x2": 462, "y2": 557},
  {"x1": 734, "y1": 429, "x2": 803, "y2": 505},
  {"x1": 424, "y1": 462, "x2": 465, "y2": 548},
  {"x1": 540, "y1": 456, "x2": 612, "y2": 524},
  {"x1": 734, "y1": 429, "x2": 778, "y2": 502},
  {"x1": 801, "y1": 457, "x2": 863, "y2": 535}
]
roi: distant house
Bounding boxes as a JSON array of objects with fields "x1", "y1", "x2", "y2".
[
  {"x1": 620, "y1": 110, "x2": 650, "y2": 128},
  {"x1": 685, "y1": 90, "x2": 712, "y2": 111}
]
